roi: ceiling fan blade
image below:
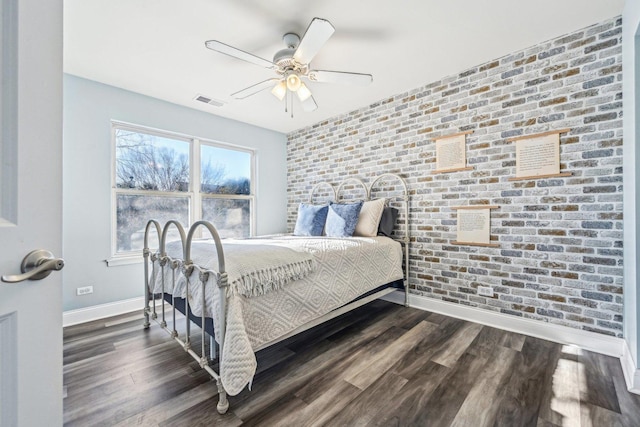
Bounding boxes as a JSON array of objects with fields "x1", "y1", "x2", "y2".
[
  {"x1": 308, "y1": 70, "x2": 373, "y2": 86},
  {"x1": 301, "y1": 94, "x2": 318, "y2": 112},
  {"x1": 293, "y1": 18, "x2": 335, "y2": 65},
  {"x1": 231, "y1": 78, "x2": 280, "y2": 99},
  {"x1": 205, "y1": 40, "x2": 276, "y2": 69}
]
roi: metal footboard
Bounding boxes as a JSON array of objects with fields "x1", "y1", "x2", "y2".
[
  {"x1": 143, "y1": 219, "x2": 230, "y2": 414},
  {"x1": 141, "y1": 173, "x2": 411, "y2": 416}
]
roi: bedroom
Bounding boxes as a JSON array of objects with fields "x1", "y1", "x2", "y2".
[{"x1": 2, "y1": 0, "x2": 640, "y2": 425}]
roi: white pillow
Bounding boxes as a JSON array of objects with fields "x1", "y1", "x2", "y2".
[{"x1": 354, "y1": 198, "x2": 386, "y2": 237}]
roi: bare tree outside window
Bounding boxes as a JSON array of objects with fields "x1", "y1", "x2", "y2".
[
  {"x1": 113, "y1": 126, "x2": 254, "y2": 256},
  {"x1": 115, "y1": 130, "x2": 190, "y2": 191}
]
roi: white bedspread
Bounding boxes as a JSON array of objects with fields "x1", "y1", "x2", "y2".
[{"x1": 149, "y1": 235, "x2": 403, "y2": 395}]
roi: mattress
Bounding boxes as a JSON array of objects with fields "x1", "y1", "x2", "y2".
[{"x1": 149, "y1": 235, "x2": 404, "y2": 395}]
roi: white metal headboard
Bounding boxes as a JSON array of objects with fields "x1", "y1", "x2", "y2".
[
  {"x1": 307, "y1": 173, "x2": 410, "y2": 306},
  {"x1": 308, "y1": 181, "x2": 336, "y2": 204},
  {"x1": 336, "y1": 178, "x2": 368, "y2": 202}
]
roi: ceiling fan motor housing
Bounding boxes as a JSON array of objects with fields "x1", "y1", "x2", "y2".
[
  {"x1": 273, "y1": 32, "x2": 304, "y2": 73},
  {"x1": 282, "y1": 32, "x2": 300, "y2": 49},
  {"x1": 273, "y1": 48, "x2": 297, "y2": 67}
]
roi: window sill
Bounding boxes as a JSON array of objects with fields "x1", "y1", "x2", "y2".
[{"x1": 105, "y1": 256, "x2": 143, "y2": 267}]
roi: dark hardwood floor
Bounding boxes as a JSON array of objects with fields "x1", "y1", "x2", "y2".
[{"x1": 63, "y1": 300, "x2": 640, "y2": 426}]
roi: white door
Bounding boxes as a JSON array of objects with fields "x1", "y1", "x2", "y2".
[{"x1": 0, "y1": 0, "x2": 63, "y2": 425}]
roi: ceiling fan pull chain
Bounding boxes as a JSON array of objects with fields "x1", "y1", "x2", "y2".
[{"x1": 284, "y1": 91, "x2": 289, "y2": 113}]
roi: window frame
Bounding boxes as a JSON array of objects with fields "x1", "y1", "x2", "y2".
[{"x1": 108, "y1": 121, "x2": 256, "y2": 266}]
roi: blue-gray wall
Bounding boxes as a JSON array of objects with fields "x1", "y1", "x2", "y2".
[{"x1": 62, "y1": 74, "x2": 287, "y2": 311}]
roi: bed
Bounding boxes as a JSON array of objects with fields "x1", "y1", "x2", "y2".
[{"x1": 142, "y1": 173, "x2": 410, "y2": 414}]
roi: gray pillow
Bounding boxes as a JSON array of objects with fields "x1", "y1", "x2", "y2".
[{"x1": 378, "y1": 207, "x2": 399, "y2": 236}]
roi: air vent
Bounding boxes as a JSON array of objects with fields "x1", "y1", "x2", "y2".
[{"x1": 194, "y1": 94, "x2": 225, "y2": 107}]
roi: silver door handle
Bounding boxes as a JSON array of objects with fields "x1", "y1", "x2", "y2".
[{"x1": 1, "y1": 250, "x2": 64, "y2": 283}]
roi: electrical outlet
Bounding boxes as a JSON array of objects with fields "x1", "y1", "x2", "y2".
[
  {"x1": 478, "y1": 286, "x2": 493, "y2": 297},
  {"x1": 76, "y1": 286, "x2": 93, "y2": 296}
]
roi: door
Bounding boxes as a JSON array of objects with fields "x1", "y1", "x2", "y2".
[{"x1": 0, "y1": 0, "x2": 63, "y2": 425}]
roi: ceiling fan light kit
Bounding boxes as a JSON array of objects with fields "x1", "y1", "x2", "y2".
[
  {"x1": 285, "y1": 72, "x2": 302, "y2": 92},
  {"x1": 271, "y1": 81, "x2": 287, "y2": 101},
  {"x1": 205, "y1": 17, "x2": 373, "y2": 117}
]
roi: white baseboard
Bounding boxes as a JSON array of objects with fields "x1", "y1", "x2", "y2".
[
  {"x1": 63, "y1": 297, "x2": 144, "y2": 327},
  {"x1": 621, "y1": 339, "x2": 640, "y2": 394},
  {"x1": 382, "y1": 291, "x2": 625, "y2": 358}
]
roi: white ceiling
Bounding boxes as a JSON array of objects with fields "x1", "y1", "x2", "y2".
[{"x1": 64, "y1": 0, "x2": 624, "y2": 134}]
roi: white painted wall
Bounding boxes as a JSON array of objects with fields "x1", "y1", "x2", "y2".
[
  {"x1": 623, "y1": 1, "x2": 640, "y2": 378},
  {"x1": 62, "y1": 74, "x2": 287, "y2": 311}
]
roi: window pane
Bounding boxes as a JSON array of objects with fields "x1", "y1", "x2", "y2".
[
  {"x1": 202, "y1": 198, "x2": 250, "y2": 238},
  {"x1": 116, "y1": 194, "x2": 189, "y2": 253},
  {"x1": 201, "y1": 144, "x2": 251, "y2": 195},
  {"x1": 115, "y1": 129, "x2": 190, "y2": 192}
]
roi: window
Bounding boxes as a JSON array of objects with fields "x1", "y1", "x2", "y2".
[{"x1": 111, "y1": 123, "x2": 254, "y2": 261}]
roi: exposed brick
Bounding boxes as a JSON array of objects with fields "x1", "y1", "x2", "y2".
[
  {"x1": 502, "y1": 68, "x2": 524, "y2": 79},
  {"x1": 524, "y1": 268, "x2": 549, "y2": 276},
  {"x1": 551, "y1": 205, "x2": 578, "y2": 212},
  {"x1": 569, "y1": 36, "x2": 596, "y2": 49},
  {"x1": 581, "y1": 291, "x2": 613, "y2": 302},
  {"x1": 583, "y1": 186, "x2": 617, "y2": 194},
  {"x1": 582, "y1": 76, "x2": 615, "y2": 89},
  {"x1": 584, "y1": 38, "x2": 617, "y2": 54},
  {"x1": 569, "y1": 298, "x2": 599, "y2": 308},
  {"x1": 502, "y1": 98, "x2": 526, "y2": 108},
  {"x1": 583, "y1": 256, "x2": 617, "y2": 266},
  {"x1": 538, "y1": 47, "x2": 565, "y2": 59},
  {"x1": 539, "y1": 96, "x2": 567, "y2": 107},
  {"x1": 552, "y1": 271, "x2": 579, "y2": 280},
  {"x1": 287, "y1": 16, "x2": 623, "y2": 339},
  {"x1": 537, "y1": 245, "x2": 564, "y2": 253},
  {"x1": 479, "y1": 60, "x2": 499, "y2": 71},
  {"x1": 539, "y1": 229, "x2": 566, "y2": 236},
  {"x1": 539, "y1": 293, "x2": 566, "y2": 303},
  {"x1": 526, "y1": 77, "x2": 550, "y2": 87},
  {"x1": 584, "y1": 113, "x2": 618, "y2": 124},
  {"x1": 552, "y1": 69, "x2": 580, "y2": 80},
  {"x1": 470, "y1": 86, "x2": 490, "y2": 95},
  {"x1": 537, "y1": 308, "x2": 564, "y2": 319}
]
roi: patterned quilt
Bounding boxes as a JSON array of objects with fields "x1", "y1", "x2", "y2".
[{"x1": 149, "y1": 235, "x2": 403, "y2": 395}]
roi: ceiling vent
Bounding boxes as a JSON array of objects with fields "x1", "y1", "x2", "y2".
[{"x1": 194, "y1": 94, "x2": 225, "y2": 107}]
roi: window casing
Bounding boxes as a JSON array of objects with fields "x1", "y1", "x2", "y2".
[{"x1": 109, "y1": 122, "x2": 255, "y2": 264}]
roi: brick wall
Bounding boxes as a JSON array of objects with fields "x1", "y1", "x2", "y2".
[{"x1": 287, "y1": 17, "x2": 623, "y2": 337}]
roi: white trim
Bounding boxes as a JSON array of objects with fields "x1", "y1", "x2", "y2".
[
  {"x1": 382, "y1": 291, "x2": 625, "y2": 358},
  {"x1": 63, "y1": 296, "x2": 144, "y2": 327},
  {"x1": 622, "y1": 339, "x2": 640, "y2": 394}
]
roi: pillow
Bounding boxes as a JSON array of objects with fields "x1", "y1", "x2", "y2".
[
  {"x1": 325, "y1": 201, "x2": 364, "y2": 237},
  {"x1": 293, "y1": 203, "x2": 328, "y2": 236},
  {"x1": 354, "y1": 198, "x2": 386, "y2": 237},
  {"x1": 378, "y1": 207, "x2": 399, "y2": 237}
]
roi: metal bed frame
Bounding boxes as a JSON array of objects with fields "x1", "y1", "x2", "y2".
[{"x1": 142, "y1": 173, "x2": 409, "y2": 414}]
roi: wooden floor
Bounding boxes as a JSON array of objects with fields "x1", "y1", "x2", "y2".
[{"x1": 63, "y1": 300, "x2": 640, "y2": 426}]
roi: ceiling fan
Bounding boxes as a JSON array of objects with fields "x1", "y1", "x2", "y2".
[{"x1": 205, "y1": 18, "x2": 373, "y2": 115}]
